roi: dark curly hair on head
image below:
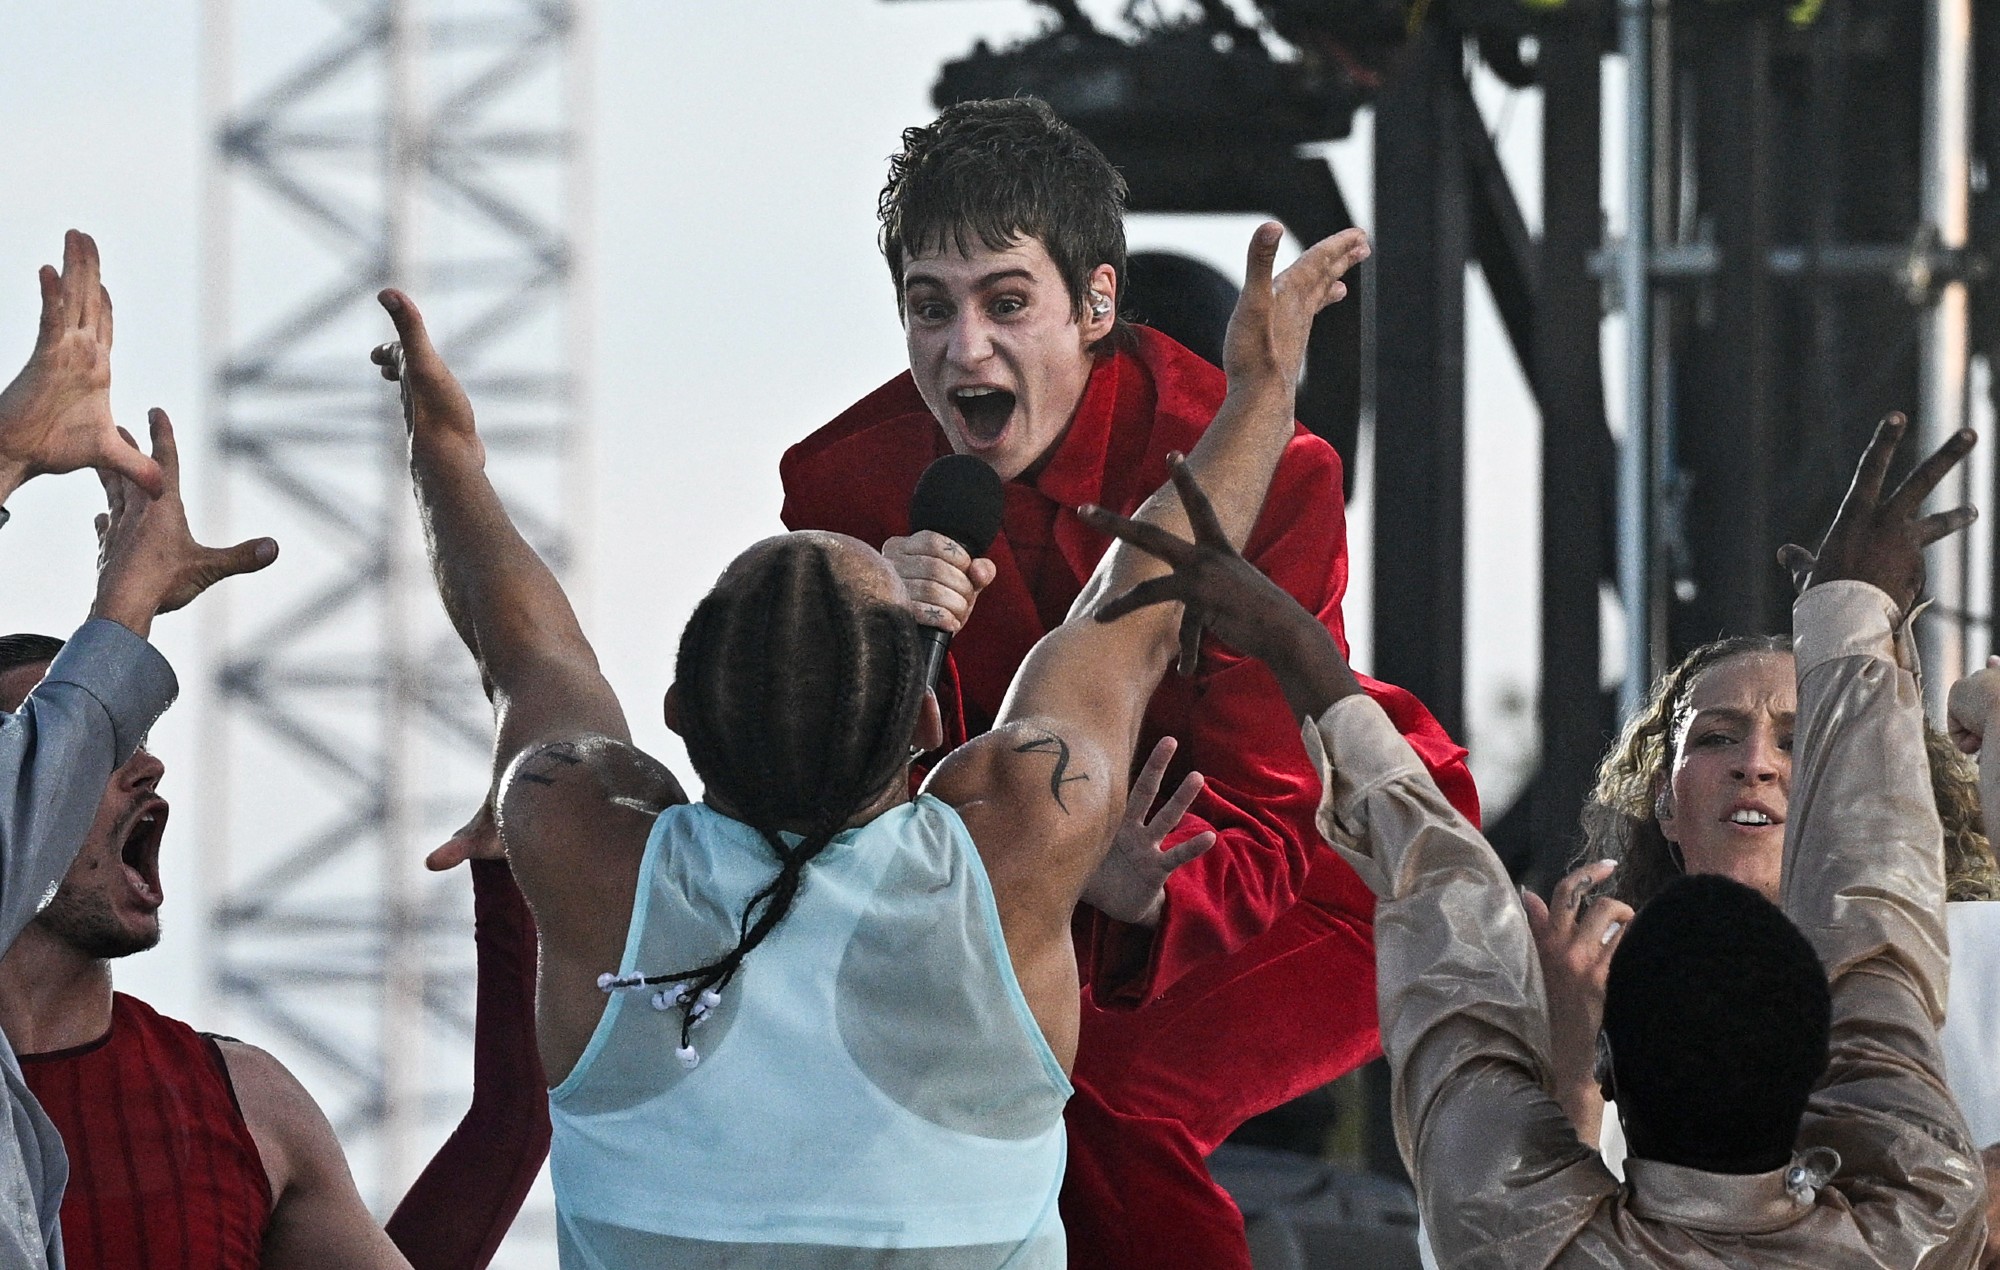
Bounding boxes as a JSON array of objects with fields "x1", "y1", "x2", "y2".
[
  {"x1": 638, "y1": 537, "x2": 928, "y2": 1050},
  {"x1": 879, "y1": 96, "x2": 1130, "y2": 345},
  {"x1": 1603, "y1": 873, "x2": 1830, "y2": 1173}
]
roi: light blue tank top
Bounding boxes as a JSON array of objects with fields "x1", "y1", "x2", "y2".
[{"x1": 548, "y1": 796, "x2": 1072, "y2": 1269}]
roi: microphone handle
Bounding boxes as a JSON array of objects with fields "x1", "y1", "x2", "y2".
[{"x1": 917, "y1": 625, "x2": 952, "y2": 692}]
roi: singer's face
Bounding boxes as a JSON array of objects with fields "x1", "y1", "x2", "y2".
[{"x1": 901, "y1": 236, "x2": 1110, "y2": 482}]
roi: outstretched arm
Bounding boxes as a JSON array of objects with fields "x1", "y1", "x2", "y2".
[
  {"x1": 1776, "y1": 415, "x2": 1988, "y2": 1260},
  {"x1": 384, "y1": 813, "x2": 548, "y2": 1269},
  {"x1": 375, "y1": 291, "x2": 683, "y2": 1080},
  {"x1": 374, "y1": 290, "x2": 624, "y2": 761},
  {"x1": 1088, "y1": 463, "x2": 1620, "y2": 1259}
]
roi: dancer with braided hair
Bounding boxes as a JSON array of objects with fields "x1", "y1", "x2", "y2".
[{"x1": 373, "y1": 214, "x2": 1367, "y2": 1268}]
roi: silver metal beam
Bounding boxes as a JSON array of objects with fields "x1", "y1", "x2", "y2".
[
  {"x1": 1919, "y1": 0, "x2": 1976, "y2": 706},
  {"x1": 199, "y1": 0, "x2": 588, "y2": 1238},
  {"x1": 1617, "y1": 0, "x2": 1658, "y2": 720}
]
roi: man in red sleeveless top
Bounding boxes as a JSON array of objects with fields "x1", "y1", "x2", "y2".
[
  {"x1": 0, "y1": 637, "x2": 550, "y2": 1270},
  {"x1": 780, "y1": 98, "x2": 1481, "y2": 1269}
]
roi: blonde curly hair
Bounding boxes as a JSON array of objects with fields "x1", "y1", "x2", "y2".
[{"x1": 1583, "y1": 636, "x2": 2000, "y2": 907}]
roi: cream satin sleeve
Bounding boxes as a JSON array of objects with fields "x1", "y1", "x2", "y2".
[
  {"x1": 1783, "y1": 581, "x2": 1987, "y2": 1267},
  {"x1": 1306, "y1": 696, "x2": 1617, "y2": 1268}
]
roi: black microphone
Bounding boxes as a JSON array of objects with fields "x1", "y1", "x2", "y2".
[{"x1": 907, "y1": 453, "x2": 1004, "y2": 691}]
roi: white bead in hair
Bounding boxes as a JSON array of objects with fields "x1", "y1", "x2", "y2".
[
  {"x1": 650, "y1": 991, "x2": 676, "y2": 1011},
  {"x1": 598, "y1": 972, "x2": 646, "y2": 993},
  {"x1": 676, "y1": 1044, "x2": 701, "y2": 1070},
  {"x1": 698, "y1": 988, "x2": 722, "y2": 1011}
]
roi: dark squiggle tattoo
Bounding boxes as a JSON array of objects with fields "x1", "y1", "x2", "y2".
[
  {"x1": 518, "y1": 741, "x2": 582, "y2": 787},
  {"x1": 1014, "y1": 733, "x2": 1089, "y2": 813}
]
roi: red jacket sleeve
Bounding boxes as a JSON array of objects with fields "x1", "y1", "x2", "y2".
[
  {"x1": 1085, "y1": 433, "x2": 1479, "y2": 1008},
  {"x1": 385, "y1": 860, "x2": 550, "y2": 1268}
]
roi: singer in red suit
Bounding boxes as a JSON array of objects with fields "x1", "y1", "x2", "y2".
[{"x1": 781, "y1": 98, "x2": 1479, "y2": 1269}]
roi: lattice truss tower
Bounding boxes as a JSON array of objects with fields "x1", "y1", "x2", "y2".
[{"x1": 199, "y1": 0, "x2": 588, "y2": 1211}]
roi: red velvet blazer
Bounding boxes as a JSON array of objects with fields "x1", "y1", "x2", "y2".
[{"x1": 782, "y1": 326, "x2": 1479, "y2": 1005}]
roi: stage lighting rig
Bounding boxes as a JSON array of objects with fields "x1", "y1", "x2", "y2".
[{"x1": 929, "y1": 8, "x2": 1368, "y2": 146}]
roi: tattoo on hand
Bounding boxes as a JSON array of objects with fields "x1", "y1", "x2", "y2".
[{"x1": 1014, "y1": 733, "x2": 1089, "y2": 812}]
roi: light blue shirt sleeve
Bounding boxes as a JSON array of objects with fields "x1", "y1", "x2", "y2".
[{"x1": 0, "y1": 617, "x2": 177, "y2": 954}]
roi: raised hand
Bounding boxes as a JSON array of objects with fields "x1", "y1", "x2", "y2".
[
  {"x1": 91, "y1": 409, "x2": 278, "y2": 637},
  {"x1": 1080, "y1": 456, "x2": 1361, "y2": 720},
  {"x1": 1775, "y1": 413, "x2": 1976, "y2": 614},
  {"x1": 372, "y1": 290, "x2": 482, "y2": 462},
  {"x1": 1221, "y1": 223, "x2": 1368, "y2": 393},
  {"x1": 1522, "y1": 859, "x2": 1633, "y2": 1143},
  {"x1": 1080, "y1": 736, "x2": 1217, "y2": 927},
  {"x1": 0, "y1": 231, "x2": 163, "y2": 501}
]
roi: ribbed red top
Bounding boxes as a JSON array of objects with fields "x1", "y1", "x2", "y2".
[{"x1": 22, "y1": 992, "x2": 271, "y2": 1269}]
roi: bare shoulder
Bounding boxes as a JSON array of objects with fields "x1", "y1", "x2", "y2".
[
  {"x1": 216, "y1": 1040, "x2": 412, "y2": 1269},
  {"x1": 497, "y1": 733, "x2": 685, "y2": 915},
  {"x1": 498, "y1": 734, "x2": 688, "y2": 1078},
  {"x1": 213, "y1": 1039, "x2": 334, "y2": 1198},
  {"x1": 925, "y1": 719, "x2": 1118, "y2": 884},
  {"x1": 498, "y1": 732, "x2": 686, "y2": 848}
]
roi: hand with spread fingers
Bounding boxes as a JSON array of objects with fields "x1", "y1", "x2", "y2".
[
  {"x1": 1080, "y1": 456, "x2": 1363, "y2": 720},
  {"x1": 1080, "y1": 736, "x2": 1219, "y2": 928},
  {"x1": 1522, "y1": 859, "x2": 1634, "y2": 1146},
  {"x1": 1221, "y1": 223, "x2": 1369, "y2": 393},
  {"x1": 0, "y1": 230, "x2": 163, "y2": 504},
  {"x1": 1775, "y1": 412, "x2": 1978, "y2": 614},
  {"x1": 91, "y1": 409, "x2": 278, "y2": 638}
]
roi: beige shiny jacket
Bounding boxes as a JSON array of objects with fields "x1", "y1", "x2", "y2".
[{"x1": 1306, "y1": 581, "x2": 1987, "y2": 1268}]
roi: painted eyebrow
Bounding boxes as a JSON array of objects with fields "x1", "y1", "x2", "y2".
[{"x1": 902, "y1": 267, "x2": 1037, "y2": 293}]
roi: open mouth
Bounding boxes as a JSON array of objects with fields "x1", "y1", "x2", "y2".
[
  {"x1": 120, "y1": 801, "x2": 167, "y2": 908},
  {"x1": 950, "y1": 387, "x2": 1017, "y2": 444},
  {"x1": 1726, "y1": 808, "x2": 1778, "y2": 828}
]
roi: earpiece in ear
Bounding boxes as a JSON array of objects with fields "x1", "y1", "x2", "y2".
[{"x1": 1089, "y1": 291, "x2": 1112, "y2": 318}]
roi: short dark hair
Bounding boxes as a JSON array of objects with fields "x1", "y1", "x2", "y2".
[
  {"x1": 1602, "y1": 873, "x2": 1831, "y2": 1173},
  {"x1": 0, "y1": 633, "x2": 65, "y2": 677},
  {"x1": 0, "y1": 634, "x2": 65, "y2": 708},
  {"x1": 879, "y1": 97, "x2": 1128, "y2": 330}
]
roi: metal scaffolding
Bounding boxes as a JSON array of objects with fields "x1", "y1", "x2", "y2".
[{"x1": 198, "y1": 0, "x2": 587, "y2": 1213}]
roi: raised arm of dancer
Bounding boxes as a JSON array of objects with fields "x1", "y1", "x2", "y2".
[
  {"x1": 926, "y1": 224, "x2": 1367, "y2": 1067},
  {"x1": 374, "y1": 292, "x2": 685, "y2": 1081},
  {"x1": 384, "y1": 811, "x2": 549, "y2": 1270}
]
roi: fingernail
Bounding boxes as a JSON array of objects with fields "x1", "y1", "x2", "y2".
[
  {"x1": 1601, "y1": 920, "x2": 1624, "y2": 946},
  {"x1": 1598, "y1": 859, "x2": 1618, "y2": 870},
  {"x1": 255, "y1": 540, "x2": 278, "y2": 564}
]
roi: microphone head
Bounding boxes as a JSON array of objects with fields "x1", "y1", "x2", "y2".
[{"x1": 908, "y1": 453, "x2": 1004, "y2": 558}]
